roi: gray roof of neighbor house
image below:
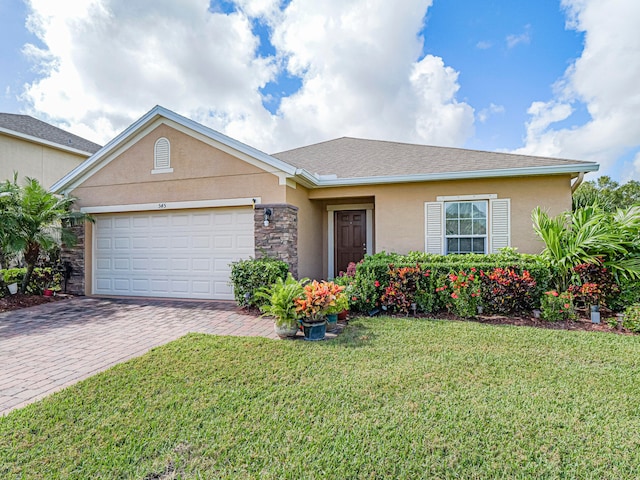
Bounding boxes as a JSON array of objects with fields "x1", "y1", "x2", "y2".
[
  {"x1": 0, "y1": 113, "x2": 102, "y2": 155},
  {"x1": 272, "y1": 137, "x2": 598, "y2": 180}
]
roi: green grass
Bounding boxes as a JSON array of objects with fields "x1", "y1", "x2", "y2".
[{"x1": 2, "y1": 318, "x2": 640, "y2": 479}]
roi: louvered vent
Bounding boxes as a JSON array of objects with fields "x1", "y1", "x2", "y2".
[{"x1": 154, "y1": 137, "x2": 170, "y2": 170}]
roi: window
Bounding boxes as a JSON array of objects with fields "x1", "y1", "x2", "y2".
[
  {"x1": 425, "y1": 197, "x2": 510, "y2": 255},
  {"x1": 152, "y1": 137, "x2": 173, "y2": 173},
  {"x1": 445, "y1": 201, "x2": 487, "y2": 254}
]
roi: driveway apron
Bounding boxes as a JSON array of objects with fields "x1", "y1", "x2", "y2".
[{"x1": 0, "y1": 297, "x2": 277, "y2": 416}]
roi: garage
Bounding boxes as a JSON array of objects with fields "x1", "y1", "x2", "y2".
[{"x1": 93, "y1": 207, "x2": 254, "y2": 300}]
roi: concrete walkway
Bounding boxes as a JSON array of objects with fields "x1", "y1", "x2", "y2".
[{"x1": 0, "y1": 297, "x2": 277, "y2": 416}]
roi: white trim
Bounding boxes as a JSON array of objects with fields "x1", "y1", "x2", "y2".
[
  {"x1": 81, "y1": 197, "x2": 261, "y2": 214},
  {"x1": 436, "y1": 194, "x2": 497, "y2": 201},
  {"x1": 327, "y1": 204, "x2": 374, "y2": 279},
  {"x1": 151, "y1": 168, "x2": 174, "y2": 175}
]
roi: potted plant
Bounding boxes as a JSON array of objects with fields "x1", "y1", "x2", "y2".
[
  {"x1": 255, "y1": 273, "x2": 306, "y2": 338},
  {"x1": 295, "y1": 280, "x2": 344, "y2": 341},
  {"x1": 325, "y1": 290, "x2": 349, "y2": 332}
]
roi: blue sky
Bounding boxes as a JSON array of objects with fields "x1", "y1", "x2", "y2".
[{"x1": 1, "y1": 0, "x2": 639, "y2": 181}]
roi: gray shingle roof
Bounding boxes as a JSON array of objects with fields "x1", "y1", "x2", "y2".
[
  {"x1": 0, "y1": 113, "x2": 102, "y2": 154},
  {"x1": 272, "y1": 137, "x2": 597, "y2": 179}
]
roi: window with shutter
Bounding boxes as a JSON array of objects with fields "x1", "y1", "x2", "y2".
[
  {"x1": 152, "y1": 137, "x2": 173, "y2": 173},
  {"x1": 425, "y1": 196, "x2": 511, "y2": 255}
]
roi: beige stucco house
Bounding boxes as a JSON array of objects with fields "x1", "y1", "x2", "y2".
[
  {"x1": 0, "y1": 113, "x2": 101, "y2": 188},
  {"x1": 51, "y1": 105, "x2": 598, "y2": 300}
]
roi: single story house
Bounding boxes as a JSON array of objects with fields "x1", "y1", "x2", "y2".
[
  {"x1": 0, "y1": 113, "x2": 101, "y2": 188},
  {"x1": 52, "y1": 105, "x2": 598, "y2": 300}
]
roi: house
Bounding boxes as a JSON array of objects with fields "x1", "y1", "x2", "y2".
[
  {"x1": 0, "y1": 113, "x2": 101, "y2": 188},
  {"x1": 51, "y1": 105, "x2": 598, "y2": 300}
]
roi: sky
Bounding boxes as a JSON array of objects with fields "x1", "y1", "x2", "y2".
[{"x1": 1, "y1": 0, "x2": 639, "y2": 182}]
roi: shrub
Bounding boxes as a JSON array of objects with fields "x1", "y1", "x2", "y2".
[
  {"x1": 436, "y1": 269, "x2": 481, "y2": 318},
  {"x1": 567, "y1": 262, "x2": 619, "y2": 309},
  {"x1": 380, "y1": 264, "x2": 433, "y2": 314},
  {"x1": 349, "y1": 267, "x2": 381, "y2": 313},
  {"x1": 622, "y1": 304, "x2": 640, "y2": 333},
  {"x1": 541, "y1": 291, "x2": 576, "y2": 322},
  {"x1": 609, "y1": 277, "x2": 640, "y2": 312},
  {"x1": 479, "y1": 267, "x2": 537, "y2": 315},
  {"x1": 229, "y1": 258, "x2": 289, "y2": 308},
  {"x1": 1, "y1": 267, "x2": 59, "y2": 296}
]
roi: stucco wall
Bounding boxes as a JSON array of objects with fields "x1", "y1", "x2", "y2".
[
  {"x1": 308, "y1": 175, "x2": 573, "y2": 257},
  {"x1": 286, "y1": 184, "x2": 324, "y2": 280},
  {"x1": 70, "y1": 124, "x2": 285, "y2": 207},
  {"x1": 0, "y1": 134, "x2": 87, "y2": 188}
]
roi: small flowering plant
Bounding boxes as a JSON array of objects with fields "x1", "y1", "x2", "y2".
[
  {"x1": 294, "y1": 280, "x2": 345, "y2": 323},
  {"x1": 436, "y1": 269, "x2": 481, "y2": 318},
  {"x1": 540, "y1": 290, "x2": 576, "y2": 322},
  {"x1": 380, "y1": 264, "x2": 430, "y2": 314}
]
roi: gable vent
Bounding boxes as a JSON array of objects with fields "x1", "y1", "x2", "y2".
[{"x1": 154, "y1": 137, "x2": 171, "y2": 170}]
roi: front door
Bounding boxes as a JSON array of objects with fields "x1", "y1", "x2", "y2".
[{"x1": 335, "y1": 210, "x2": 366, "y2": 276}]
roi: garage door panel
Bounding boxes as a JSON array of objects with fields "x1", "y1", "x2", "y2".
[{"x1": 94, "y1": 208, "x2": 254, "y2": 299}]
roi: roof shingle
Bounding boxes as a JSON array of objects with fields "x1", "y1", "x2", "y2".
[
  {"x1": 0, "y1": 113, "x2": 102, "y2": 154},
  {"x1": 272, "y1": 137, "x2": 597, "y2": 179}
]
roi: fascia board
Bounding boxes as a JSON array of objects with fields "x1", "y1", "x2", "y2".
[
  {"x1": 0, "y1": 127, "x2": 95, "y2": 157},
  {"x1": 295, "y1": 162, "x2": 600, "y2": 188}
]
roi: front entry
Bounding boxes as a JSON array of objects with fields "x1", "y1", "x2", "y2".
[{"x1": 335, "y1": 210, "x2": 366, "y2": 275}]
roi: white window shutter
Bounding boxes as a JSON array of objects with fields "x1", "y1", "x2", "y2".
[
  {"x1": 424, "y1": 202, "x2": 444, "y2": 254},
  {"x1": 490, "y1": 198, "x2": 510, "y2": 253},
  {"x1": 154, "y1": 138, "x2": 170, "y2": 169}
]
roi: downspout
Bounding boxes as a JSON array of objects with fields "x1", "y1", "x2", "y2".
[{"x1": 571, "y1": 171, "x2": 585, "y2": 193}]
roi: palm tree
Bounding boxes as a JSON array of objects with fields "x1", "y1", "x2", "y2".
[
  {"x1": 0, "y1": 176, "x2": 89, "y2": 293},
  {"x1": 532, "y1": 205, "x2": 640, "y2": 291}
]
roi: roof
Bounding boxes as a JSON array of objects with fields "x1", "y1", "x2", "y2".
[
  {"x1": 51, "y1": 105, "x2": 599, "y2": 193},
  {"x1": 0, "y1": 113, "x2": 102, "y2": 155},
  {"x1": 272, "y1": 137, "x2": 599, "y2": 182}
]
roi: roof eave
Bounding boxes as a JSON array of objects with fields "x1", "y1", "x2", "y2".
[
  {"x1": 0, "y1": 127, "x2": 96, "y2": 157},
  {"x1": 294, "y1": 163, "x2": 600, "y2": 188}
]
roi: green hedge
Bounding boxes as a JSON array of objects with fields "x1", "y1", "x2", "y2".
[
  {"x1": 346, "y1": 251, "x2": 554, "y2": 315},
  {"x1": 229, "y1": 258, "x2": 290, "y2": 308}
]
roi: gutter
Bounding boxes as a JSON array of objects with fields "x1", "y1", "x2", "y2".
[
  {"x1": 571, "y1": 171, "x2": 585, "y2": 193},
  {"x1": 294, "y1": 162, "x2": 600, "y2": 188}
]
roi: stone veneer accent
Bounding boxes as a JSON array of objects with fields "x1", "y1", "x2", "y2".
[
  {"x1": 254, "y1": 204, "x2": 298, "y2": 278},
  {"x1": 60, "y1": 223, "x2": 85, "y2": 295}
]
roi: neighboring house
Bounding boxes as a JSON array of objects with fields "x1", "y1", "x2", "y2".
[
  {"x1": 0, "y1": 113, "x2": 101, "y2": 188},
  {"x1": 51, "y1": 105, "x2": 598, "y2": 300}
]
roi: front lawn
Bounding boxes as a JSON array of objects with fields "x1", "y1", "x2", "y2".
[{"x1": 2, "y1": 318, "x2": 640, "y2": 478}]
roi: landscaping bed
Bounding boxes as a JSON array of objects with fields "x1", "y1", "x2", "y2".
[{"x1": 0, "y1": 293, "x2": 67, "y2": 313}]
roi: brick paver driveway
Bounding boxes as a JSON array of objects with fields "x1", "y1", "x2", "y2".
[{"x1": 0, "y1": 297, "x2": 276, "y2": 416}]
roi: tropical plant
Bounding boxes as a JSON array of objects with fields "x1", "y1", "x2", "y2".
[
  {"x1": 436, "y1": 269, "x2": 481, "y2": 318},
  {"x1": 254, "y1": 273, "x2": 306, "y2": 328},
  {"x1": 294, "y1": 280, "x2": 345, "y2": 322},
  {"x1": 479, "y1": 267, "x2": 537, "y2": 315},
  {"x1": 532, "y1": 205, "x2": 640, "y2": 291},
  {"x1": 0, "y1": 176, "x2": 88, "y2": 293},
  {"x1": 622, "y1": 304, "x2": 640, "y2": 333}
]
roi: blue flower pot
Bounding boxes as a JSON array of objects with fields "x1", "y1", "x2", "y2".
[
  {"x1": 326, "y1": 314, "x2": 338, "y2": 332},
  {"x1": 301, "y1": 320, "x2": 326, "y2": 341}
]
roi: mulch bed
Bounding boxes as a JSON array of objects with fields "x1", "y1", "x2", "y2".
[{"x1": 0, "y1": 293, "x2": 68, "y2": 313}]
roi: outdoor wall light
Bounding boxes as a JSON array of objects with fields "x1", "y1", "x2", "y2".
[{"x1": 263, "y1": 208, "x2": 272, "y2": 227}]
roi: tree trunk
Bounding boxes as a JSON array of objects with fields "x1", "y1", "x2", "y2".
[{"x1": 21, "y1": 243, "x2": 40, "y2": 294}]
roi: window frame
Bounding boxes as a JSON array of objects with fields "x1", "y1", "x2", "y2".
[
  {"x1": 152, "y1": 137, "x2": 173, "y2": 174},
  {"x1": 444, "y1": 200, "x2": 488, "y2": 255}
]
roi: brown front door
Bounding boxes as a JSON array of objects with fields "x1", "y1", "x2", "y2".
[{"x1": 335, "y1": 210, "x2": 366, "y2": 276}]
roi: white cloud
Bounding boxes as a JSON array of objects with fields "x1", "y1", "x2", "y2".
[
  {"x1": 18, "y1": 0, "x2": 475, "y2": 153},
  {"x1": 476, "y1": 40, "x2": 492, "y2": 50},
  {"x1": 515, "y1": 0, "x2": 640, "y2": 178},
  {"x1": 506, "y1": 25, "x2": 531, "y2": 49},
  {"x1": 477, "y1": 103, "x2": 505, "y2": 123}
]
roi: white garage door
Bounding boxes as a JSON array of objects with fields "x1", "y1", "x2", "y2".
[{"x1": 93, "y1": 208, "x2": 254, "y2": 300}]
